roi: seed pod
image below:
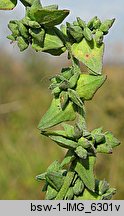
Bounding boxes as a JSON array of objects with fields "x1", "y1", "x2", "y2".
[
  {"x1": 17, "y1": 36, "x2": 29, "y2": 51},
  {"x1": 69, "y1": 72, "x2": 80, "y2": 89},
  {"x1": 94, "y1": 30, "x2": 103, "y2": 45},
  {"x1": 68, "y1": 89, "x2": 84, "y2": 108},
  {"x1": 75, "y1": 146, "x2": 87, "y2": 159},
  {"x1": 87, "y1": 16, "x2": 97, "y2": 30},
  {"x1": 100, "y1": 18, "x2": 115, "y2": 34},
  {"x1": 77, "y1": 17, "x2": 86, "y2": 29},
  {"x1": 83, "y1": 27, "x2": 93, "y2": 41},
  {"x1": 93, "y1": 17, "x2": 101, "y2": 29},
  {"x1": 98, "y1": 179, "x2": 110, "y2": 195},
  {"x1": 65, "y1": 187, "x2": 74, "y2": 200},
  {"x1": 60, "y1": 91, "x2": 69, "y2": 109},
  {"x1": 74, "y1": 123, "x2": 83, "y2": 139},
  {"x1": 59, "y1": 80, "x2": 69, "y2": 90},
  {"x1": 73, "y1": 178, "x2": 84, "y2": 196},
  {"x1": 8, "y1": 20, "x2": 20, "y2": 38},
  {"x1": 101, "y1": 188, "x2": 116, "y2": 200}
]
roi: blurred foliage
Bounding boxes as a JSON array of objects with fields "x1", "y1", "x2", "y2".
[{"x1": 0, "y1": 50, "x2": 123, "y2": 199}]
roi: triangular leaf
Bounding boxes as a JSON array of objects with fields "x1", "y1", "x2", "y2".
[
  {"x1": 0, "y1": 0, "x2": 17, "y2": 10},
  {"x1": 49, "y1": 135, "x2": 78, "y2": 149},
  {"x1": 75, "y1": 156, "x2": 96, "y2": 191},
  {"x1": 38, "y1": 98, "x2": 76, "y2": 130},
  {"x1": 45, "y1": 185, "x2": 57, "y2": 200},
  {"x1": 29, "y1": 8, "x2": 70, "y2": 27},
  {"x1": 72, "y1": 38, "x2": 104, "y2": 75},
  {"x1": 76, "y1": 74, "x2": 106, "y2": 100},
  {"x1": 46, "y1": 171, "x2": 65, "y2": 191}
]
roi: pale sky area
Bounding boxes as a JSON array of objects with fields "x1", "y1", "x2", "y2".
[{"x1": 0, "y1": 0, "x2": 124, "y2": 63}]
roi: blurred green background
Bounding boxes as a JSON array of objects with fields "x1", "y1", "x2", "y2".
[
  {"x1": 0, "y1": 0, "x2": 124, "y2": 200},
  {"x1": 0, "y1": 50, "x2": 123, "y2": 199}
]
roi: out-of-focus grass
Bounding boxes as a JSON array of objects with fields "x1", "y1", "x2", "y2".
[{"x1": 0, "y1": 51, "x2": 123, "y2": 199}]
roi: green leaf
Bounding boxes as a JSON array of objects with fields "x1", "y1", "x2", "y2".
[
  {"x1": 49, "y1": 135, "x2": 78, "y2": 149},
  {"x1": 62, "y1": 123, "x2": 75, "y2": 139},
  {"x1": 38, "y1": 98, "x2": 76, "y2": 130},
  {"x1": 20, "y1": 0, "x2": 35, "y2": 7},
  {"x1": 75, "y1": 188, "x2": 101, "y2": 200},
  {"x1": 64, "y1": 187, "x2": 74, "y2": 200},
  {"x1": 29, "y1": 28, "x2": 45, "y2": 43},
  {"x1": 68, "y1": 72, "x2": 80, "y2": 89},
  {"x1": 43, "y1": 5, "x2": 58, "y2": 10},
  {"x1": 61, "y1": 67, "x2": 73, "y2": 80},
  {"x1": 47, "y1": 160, "x2": 61, "y2": 173},
  {"x1": 104, "y1": 131, "x2": 120, "y2": 148},
  {"x1": 72, "y1": 38, "x2": 104, "y2": 75},
  {"x1": 67, "y1": 24, "x2": 83, "y2": 42},
  {"x1": 45, "y1": 185, "x2": 58, "y2": 200},
  {"x1": 8, "y1": 20, "x2": 20, "y2": 38},
  {"x1": 43, "y1": 47, "x2": 66, "y2": 56},
  {"x1": 96, "y1": 143, "x2": 113, "y2": 154},
  {"x1": 101, "y1": 188, "x2": 116, "y2": 200},
  {"x1": 36, "y1": 172, "x2": 46, "y2": 181},
  {"x1": 29, "y1": 8, "x2": 70, "y2": 27},
  {"x1": 76, "y1": 74, "x2": 106, "y2": 100},
  {"x1": 100, "y1": 19, "x2": 115, "y2": 34},
  {"x1": 82, "y1": 27, "x2": 93, "y2": 41},
  {"x1": 68, "y1": 89, "x2": 84, "y2": 108},
  {"x1": 42, "y1": 28, "x2": 65, "y2": 51},
  {"x1": 75, "y1": 146, "x2": 87, "y2": 159},
  {"x1": 21, "y1": 17, "x2": 41, "y2": 28},
  {"x1": 75, "y1": 156, "x2": 96, "y2": 191},
  {"x1": 17, "y1": 36, "x2": 29, "y2": 52},
  {"x1": 46, "y1": 171, "x2": 65, "y2": 191},
  {"x1": 61, "y1": 150, "x2": 75, "y2": 167},
  {"x1": 96, "y1": 131, "x2": 120, "y2": 154},
  {"x1": 0, "y1": 0, "x2": 17, "y2": 10},
  {"x1": 41, "y1": 130, "x2": 67, "y2": 138},
  {"x1": 18, "y1": 22, "x2": 29, "y2": 39}
]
